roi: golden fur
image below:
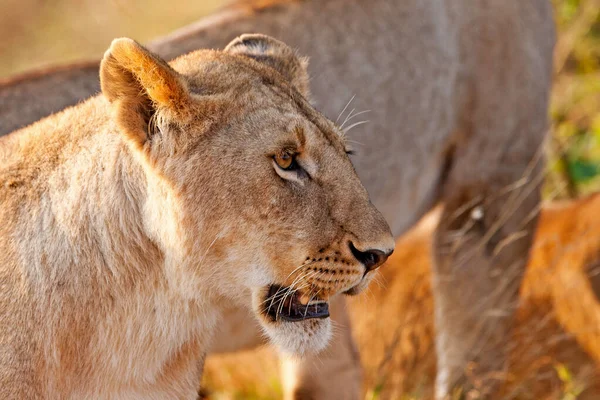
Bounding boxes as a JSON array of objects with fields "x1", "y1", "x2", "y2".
[
  {"x1": 0, "y1": 35, "x2": 393, "y2": 399},
  {"x1": 0, "y1": 0, "x2": 556, "y2": 396},
  {"x1": 202, "y1": 193, "x2": 600, "y2": 399}
]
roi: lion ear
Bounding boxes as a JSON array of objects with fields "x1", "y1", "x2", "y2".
[
  {"x1": 225, "y1": 34, "x2": 310, "y2": 98},
  {"x1": 100, "y1": 38, "x2": 190, "y2": 147}
]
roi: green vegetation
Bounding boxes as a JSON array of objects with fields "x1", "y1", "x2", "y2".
[
  {"x1": 547, "y1": 0, "x2": 600, "y2": 198},
  {"x1": 555, "y1": 363, "x2": 585, "y2": 400}
]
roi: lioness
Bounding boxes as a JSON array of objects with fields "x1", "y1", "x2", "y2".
[
  {"x1": 0, "y1": 34, "x2": 394, "y2": 398},
  {"x1": 0, "y1": 0, "x2": 556, "y2": 396},
  {"x1": 203, "y1": 192, "x2": 600, "y2": 399}
]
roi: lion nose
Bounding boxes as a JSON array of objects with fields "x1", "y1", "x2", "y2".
[{"x1": 349, "y1": 242, "x2": 392, "y2": 272}]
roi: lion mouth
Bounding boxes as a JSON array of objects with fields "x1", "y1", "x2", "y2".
[{"x1": 263, "y1": 284, "x2": 330, "y2": 322}]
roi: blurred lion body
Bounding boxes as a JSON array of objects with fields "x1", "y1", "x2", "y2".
[
  {"x1": 203, "y1": 193, "x2": 600, "y2": 399},
  {"x1": 0, "y1": 0, "x2": 556, "y2": 396}
]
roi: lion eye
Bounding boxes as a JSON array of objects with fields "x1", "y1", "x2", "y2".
[{"x1": 274, "y1": 152, "x2": 297, "y2": 170}]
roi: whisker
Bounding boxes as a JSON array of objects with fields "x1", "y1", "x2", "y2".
[
  {"x1": 264, "y1": 285, "x2": 291, "y2": 314},
  {"x1": 347, "y1": 109, "x2": 371, "y2": 122},
  {"x1": 345, "y1": 139, "x2": 366, "y2": 147},
  {"x1": 272, "y1": 270, "x2": 319, "y2": 317},
  {"x1": 198, "y1": 235, "x2": 219, "y2": 268},
  {"x1": 281, "y1": 269, "x2": 326, "y2": 318},
  {"x1": 264, "y1": 271, "x2": 314, "y2": 313},
  {"x1": 340, "y1": 107, "x2": 356, "y2": 130},
  {"x1": 283, "y1": 260, "x2": 315, "y2": 282},
  {"x1": 304, "y1": 286, "x2": 325, "y2": 318},
  {"x1": 260, "y1": 260, "x2": 316, "y2": 307},
  {"x1": 370, "y1": 272, "x2": 386, "y2": 290},
  {"x1": 335, "y1": 94, "x2": 356, "y2": 124},
  {"x1": 340, "y1": 109, "x2": 371, "y2": 130},
  {"x1": 262, "y1": 269, "x2": 314, "y2": 308},
  {"x1": 343, "y1": 120, "x2": 370, "y2": 134}
]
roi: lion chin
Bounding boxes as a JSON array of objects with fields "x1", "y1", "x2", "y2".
[{"x1": 252, "y1": 286, "x2": 333, "y2": 356}]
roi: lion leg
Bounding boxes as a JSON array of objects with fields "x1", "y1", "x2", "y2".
[
  {"x1": 431, "y1": 3, "x2": 554, "y2": 396},
  {"x1": 280, "y1": 295, "x2": 362, "y2": 400},
  {"x1": 432, "y1": 153, "x2": 544, "y2": 398}
]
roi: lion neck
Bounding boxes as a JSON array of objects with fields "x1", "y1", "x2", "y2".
[{"x1": 9, "y1": 110, "x2": 222, "y2": 393}]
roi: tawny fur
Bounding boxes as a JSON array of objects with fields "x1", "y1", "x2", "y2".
[
  {"x1": 202, "y1": 193, "x2": 600, "y2": 399},
  {"x1": 0, "y1": 35, "x2": 393, "y2": 399},
  {"x1": 0, "y1": 0, "x2": 555, "y2": 396}
]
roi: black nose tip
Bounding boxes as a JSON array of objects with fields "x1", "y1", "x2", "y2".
[{"x1": 349, "y1": 242, "x2": 391, "y2": 272}]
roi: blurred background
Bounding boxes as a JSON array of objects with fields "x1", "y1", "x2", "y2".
[
  {"x1": 0, "y1": 0, "x2": 599, "y2": 198},
  {"x1": 1, "y1": 0, "x2": 599, "y2": 399},
  {"x1": 549, "y1": 0, "x2": 600, "y2": 198}
]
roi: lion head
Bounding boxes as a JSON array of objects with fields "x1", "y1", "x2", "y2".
[{"x1": 99, "y1": 34, "x2": 394, "y2": 355}]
